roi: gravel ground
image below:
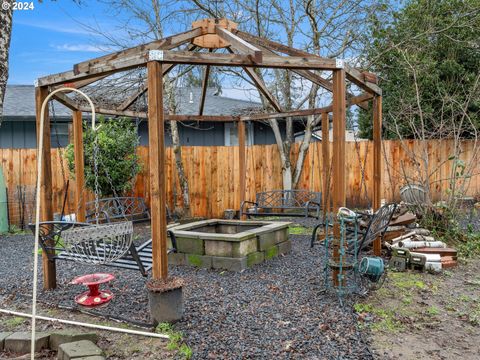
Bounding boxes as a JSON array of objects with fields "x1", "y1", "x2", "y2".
[{"x1": 0, "y1": 220, "x2": 373, "y2": 359}]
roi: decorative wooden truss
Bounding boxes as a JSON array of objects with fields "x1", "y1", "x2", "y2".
[{"x1": 35, "y1": 19, "x2": 383, "y2": 287}]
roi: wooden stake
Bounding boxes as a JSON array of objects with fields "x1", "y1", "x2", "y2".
[
  {"x1": 373, "y1": 95, "x2": 383, "y2": 255},
  {"x1": 332, "y1": 70, "x2": 346, "y2": 286},
  {"x1": 73, "y1": 110, "x2": 86, "y2": 222},
  {"x1": 147, "y1": 61, "x2": 168, "y2": 280},
  {"x1": 35, "y1": 86, "x2": 56, "y2": 290},
  {"x1": 321, "y1": 112, "x2": 330, "y2": 219},
  {"x1": 238, "y1": 120, "x2": 246, "y2": 219}
]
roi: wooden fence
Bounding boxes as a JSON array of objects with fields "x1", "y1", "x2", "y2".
[{"x1": 2, "y1": 139, "x2": 480, "y2": 225}]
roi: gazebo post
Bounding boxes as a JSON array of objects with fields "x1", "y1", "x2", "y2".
[
  {"x1": 321, "y1": 112, "x2": 330, "y2": 219},
  {"x1": 331, "y1": 69, "x2": 346, "y2": 286},
  {"x1": 238, "y1": 120, "x2": 246, "y2": 219},
  {"x1": 147, "y1": 61, "x2": 168, "y2": 280},
  {"x1": 372, "y1": 95, "x2": 383, "y2": 255},
  {"x1": 35, "y1": 86, "x2": 56, "y2": 290},
  {"x1": 73, "y1": 110, "x2": 86, "y2": 222}
]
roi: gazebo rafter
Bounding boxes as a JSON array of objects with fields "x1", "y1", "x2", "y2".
[{"x1": 34, "y1": 18, "x2": 383, "y2": 290}]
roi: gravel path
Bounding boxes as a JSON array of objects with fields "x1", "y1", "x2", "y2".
[{"x1": 0, "y1": 223, "x2": 372, "y2": 359}]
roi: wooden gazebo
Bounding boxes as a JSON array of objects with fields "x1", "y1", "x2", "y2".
[{"x1": 35, "y1": 18, "x2": 382, "y2": 289}]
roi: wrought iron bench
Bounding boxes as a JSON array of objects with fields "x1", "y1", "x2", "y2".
[
  {"x1": 241, "y1": 190, "x2": 322, "y2": 219},
  {"x1": 85, "y1": 197, "x2": 151, "y2": 224},
  {"x1": 84, "y1": 197, "x2": 176, "y2": 224},
  {"x1": 29, "y1": 221, "x2": 177, "y2": 277},
  {"x1": 310, "y1": 203, "x2": 397, "y2": 256}
]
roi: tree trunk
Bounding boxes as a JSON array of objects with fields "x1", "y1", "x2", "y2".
[
  {"x1": 293, "y1": 115, "x2": 317, "y2": 188},
  {"x1": 170, "y1": 120, "x2": 190, "y2": 217},
  {"x1": 0, "y1": 1, "x2": 13, "y2": 121}
]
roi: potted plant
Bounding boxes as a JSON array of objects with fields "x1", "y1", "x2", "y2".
[{"x1": 146, "y1": 277, "x2": 185, "y2": 324}]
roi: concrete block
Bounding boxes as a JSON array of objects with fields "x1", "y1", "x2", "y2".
[
  {"x1": 277, "y1": 240, "x2": 292, "y2": 255},
  {"x1": 0, "y1": 332, "x2": 12, "y2": 351},
  {"x1": 264, "y1": 245, "x2": 279, "y2": 260},
  {"x1": 58, "y1": 340, "x2": 103, "y2": 360},
  {"x1": 176, "y1": 237, "x2": 204, "y2": 255},
  {"x1": 258, "y1": 232, "x2": 277, "y2": 251},
  {"x1": 247, "y1": 251, "x2": 265, "y2": 267},
  {"x1": 274, "y1": 228, "x2": 289, "y2": 244},
  {"x1": 49, "y1": 331, "x2": 98, "y2": 350},
  {"x1": 211, "y1": 256, "x2": 247, "y2": 272},
  {"x1": 4, "y1": 332, "x2": 49, "y2": 354},
  {"x1": 186, "y1": 254, "x2": 212, "y2": 268},
  {"x1": 168, "y1": 252, "x2": 186, "y2": 266},
  {"x1": 205, "y1": 240, "x2": 233, "y2": 257},
  {"x1": 232, "y1": 238, "x2": 257, "y2": 257}
]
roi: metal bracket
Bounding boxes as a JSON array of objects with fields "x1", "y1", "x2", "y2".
[
  {"x1": 335, "y1": 58, "x2": 345, "y2": 69},
  {"x1": 149, "y1": 50, "x2": 164, "y2": 61}
]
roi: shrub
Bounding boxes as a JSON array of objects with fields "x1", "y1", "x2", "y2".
[{"x1": 65, "y1": 116, "x2": 141, "y2": 196}]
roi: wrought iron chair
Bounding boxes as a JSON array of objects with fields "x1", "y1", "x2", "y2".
[{"x1": 310, "y1": 203, "x2": 397, "y2": 257}]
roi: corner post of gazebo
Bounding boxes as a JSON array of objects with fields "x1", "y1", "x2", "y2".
[
  {"x1": 147, "y1": 60, "x2": 168, "y2": 280},
  {"x1": 321, "y1": 112, "x2": 330, "y2": 219},
  {"x1": 372, "y1": 95, "x2": 383, "y2": 255},
  {"x1": 238, "y1": 119, "x2": 246, "y2": 219},
  {"x1": 331, "y1": 68, "x2": 347, "y2": 286},
  {"x1": 35, "y1": 86, "x2": 57, "y2": 290},
  {"x1": 73, "y1": 110, "x2": 86, "y2": 222}
]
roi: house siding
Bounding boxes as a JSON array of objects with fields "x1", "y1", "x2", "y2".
[{"x1": 0, "y1": 118, "x2": 281, "y2": 148}]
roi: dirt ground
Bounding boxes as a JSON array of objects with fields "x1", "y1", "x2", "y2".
[
  {"x1": 357, "y1": 258, "x2": 480, "y2": 360},
  {"x1": 0, "y1": 303, "x2": 175, "y2": 359}
]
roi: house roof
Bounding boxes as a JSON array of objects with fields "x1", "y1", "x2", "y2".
[{"x1": 2, "y1": 85, "x2": 261, "y2": 120}]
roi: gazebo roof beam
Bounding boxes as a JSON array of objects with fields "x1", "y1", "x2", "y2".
[
  {"x1": 241, "y1": 92, "x2": 372, "y2": 121},
  {"x1": 226, "y1": 46, "x2": 282, "y2": 112},
  {"x1": 53, "y1": 92, "x2": 79, "y2": 111},
  {"x1": 215, "y1": 26, "x2": 263, "y2": 63},
  {"x1": 119, "y1": 62, "x2": 178, "y2": 111},
  {"x1": 73, "y1": 27, "x2": 204, "y2": 75},
  {"x1": 234, "y1": 29, "x2": 381, "y2": 96},
  {"x1": 150, "y1": 50, "x2": 337, "y2": 69},
  {"x1": 198, "y1": 64, "x2": 211, "y2": 116}
]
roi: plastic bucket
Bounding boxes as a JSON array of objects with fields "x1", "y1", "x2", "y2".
[{"x1": 359, "y1": 257, "x2": 385, "y2": 282}]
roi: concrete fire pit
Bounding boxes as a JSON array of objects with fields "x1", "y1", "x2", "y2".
[{"x1": 168, "y1": 219, "x2": 291, "y2": 271}]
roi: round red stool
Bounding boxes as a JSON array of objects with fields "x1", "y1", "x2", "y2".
[{"x1": 70, "y1": 273, "x2": 115, "y2": 307}]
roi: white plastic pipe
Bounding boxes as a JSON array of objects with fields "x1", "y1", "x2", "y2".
[
  {"x1": 33, "y1": 87, "x2": 97, "y2": 359},
  {"x1": 0, "y1": 308, "x2": 169, "y2": 339}
]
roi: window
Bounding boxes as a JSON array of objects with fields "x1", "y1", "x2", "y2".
[
  {"x1": 50, "y1": 122, "x2": 70, "y2": 148},
  {"x1": 224, "y1": 122, "x2": 253, "y2": 146}
]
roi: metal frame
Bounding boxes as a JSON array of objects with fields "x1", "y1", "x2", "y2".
[
  {"x1": 241, "y1": 190, "x2": 321, "y2": 218},
  {"x1": 28, "y1": 221, "x2": 178, "y2": 277}
]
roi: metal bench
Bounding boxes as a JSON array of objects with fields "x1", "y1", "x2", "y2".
[
  {"x1": 84, "y1": 197, "x2": 176, "y2": 224},
  {"x1": 241, "y1": 190, "x2": 321, "y2": 218},
  {"x1": 29, "y1": 221, "x2": 177, "y2": 277},
  {"x1": 310, "y1": 203, "x2": 397, "y2": 256}
]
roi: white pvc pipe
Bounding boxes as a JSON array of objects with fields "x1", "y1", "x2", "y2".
[
  {"x1": 32, "y1": 87, "x2": 121, "y2": 359},
  {"x1": 0, "y1": 308, "x2": 169, "y2": 339}
]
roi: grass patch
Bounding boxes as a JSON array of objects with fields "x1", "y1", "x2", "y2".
[
  {"x1": 389, "y1": 272, "x2": 426, "y2": 290},
  {"x1": 3, "y1": 316, "x2": 26, "y2": 329},
  {"x1": 156, "y1": 323, "x2": 192, "y2": 359},
  {"x1": 288, "y1": 226, "x2": 312, "y2": 235},
  {"x1": 427, "y1": 306, "x2": 440, "y2": 316}
]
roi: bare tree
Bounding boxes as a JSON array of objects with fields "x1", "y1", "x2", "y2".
[{"x1": 0, "y1": 0, "x2": 14, "y2": 123}]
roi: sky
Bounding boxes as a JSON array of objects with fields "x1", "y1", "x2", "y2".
[{"x1": 8, "y1": 1, "x2": 113, "y2": 84}]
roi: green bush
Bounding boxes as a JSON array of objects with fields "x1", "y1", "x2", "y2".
[{"x1": 65, "y1": 117, "x2": 141, "y2": 196}]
